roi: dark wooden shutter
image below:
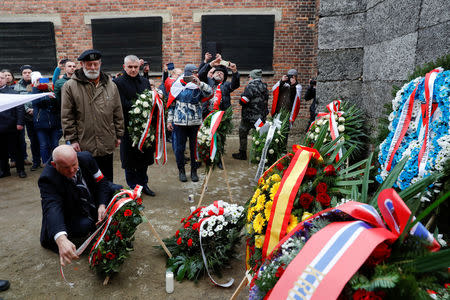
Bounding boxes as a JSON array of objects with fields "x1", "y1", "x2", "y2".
[
  {"x1": 201, "y1": 15, "x2": 274, "y2": 71},
  {"x1": 91, "y1": 17, "x2": 162, "y2": 73},
  {"x1": 0, "y1": 22, "x2": 57, "y2": 74}
]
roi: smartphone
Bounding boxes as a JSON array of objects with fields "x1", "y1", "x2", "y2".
[
  {"x1": 183, "y1": 76, "x2": 193, "y2": 83},
  {"x1": 220, "y1": 60, "x2": 230, "y2": 67}
]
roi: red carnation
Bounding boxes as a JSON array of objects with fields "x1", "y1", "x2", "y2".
[
  {"x1": 196, "y1": 212, "x2": 201, "y2": 217},
  {"x1": 180, "y1": 218, "x2": 185, "y2": 223},
  {"x1": 317, "y1": 193, "x2": 331, "y2": 206},
  {"x1": 192, "y1": 223, "x2": 199, "y2": 230},
  {"x1": 104, "y1": 235, "x2": 110, "y2": 242},
  {"x1": 124, "y1": 209, "x2": 133, "y2": 217},
  {"x1": 116, "y1": 230, "x2": 123, "y2": 240},
  {"x1": 275, "y1": 266, "x2": 285, "y2": 278},
  {"x1": 276, "y1": 162, "x2": 284, "y2": 171},
  {"x1": 177, "y1": 237, "x2": 182, "y2": 245},
  {"x1": 175, "y1": 230, "x2": 180, "y2": 237},
  {"x1": 324, "y1": 165, "x2": 336, "y2": 176},
  {"x1": 136, "y1": 198, "x2": 143, "y2": 205},
  {"x1": 353, "y1": 289, "x2": 385, "y2": 300},
  {"x1": 305, "y1": 167, "x2": 317, "y2": 177},
  {"x1": 106, "y1": 252, "x2": 116, "y2": 260},
  {"x1": 299, "y1": 193, "x2": 314, "y2": 209},
  {"x1": 187, "y1": 239, "x2": 193, "y2": 247},
  {"x1": 366, "y1": 242, "x2": 391, "y2": 267},
  {"x1": 184, "y1": 222, "x2": 191, "y2": 229},
  {"x1": 316, "y1": 182, "x2": 328, "y2": 194},
  {"x1": 112, "y1": 221, "x2": 118, "y2": 226},
  {"x1": 187, "y1": 215, "x2": 193, "y2": 221}
]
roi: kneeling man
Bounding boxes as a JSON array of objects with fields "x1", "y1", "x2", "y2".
[{"x1": 39, "y1": 145, "x2": 113, "y2": 266}]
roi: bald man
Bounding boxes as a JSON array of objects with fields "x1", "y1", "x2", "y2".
[{"x1": 39, "y1": 145, "x2": 113, "y2": 265}]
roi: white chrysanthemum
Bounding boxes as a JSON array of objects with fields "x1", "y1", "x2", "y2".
[
  {"x1": 135, "y1": 100, "x2": 141, "y2": 105},
  {"x1": 134, "y1": 107, "x2": 141, "y2": 114},
  {"x1": 255, "y1": 140, "x2": 260, "y2": 145},
  {"x1": 275, "y1": 138, "x2": 279, "y2": 143},
  {"x1": 338, "y1": 125, "x2": 345, "y2": 132},
  {"x1": 269, "y1": 149, "x2": 274, "y2": 154},
  {"x1": 142, "y1": 101, "x2": 149, "y2": 108},
  {"x1": 208, "y1": 231, "x2": 214, "y2": 237},
  {"x1": 317, "y1": 119, "x2": 323, "y2": 126},
  {"x1": 256, "y1": 156, "x2": 260, "y2": 161},
  {"x1": 142, "y1": 111, "x2": 148, "y2": 118},
  {"x1": 201, "y1": 230, "x2": 208, "y2": 237},
  {"x1": 277, "y1": 130, "x2": 281, "y2": 135},
  {"x1": 140, "y1": 94, "x2": 146, "y2": 99},
  {"x1": 252, "y1": 136, "x2": 256, "y2": 141},
  {"x1": 315, "y1": 127, "x2": 320, "y2": 133},
  {"x1": 338, "y1": 116, "x2": 345, "y2": 122},
  {"x1": 142, "y1": 123, "x2": 147, "y2": 128},
  {"x1": 215, "y1": 224, "x2": 223, "y2": 232}
]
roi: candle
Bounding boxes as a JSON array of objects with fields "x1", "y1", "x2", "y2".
[
  {"x1": 188, "y1": 194, "x2": 194, "y2": 203},
  {"x1": 166, "y1": 270, "x2": 174, "y2": 293},
  {"x1": 190, "y1": 206, "x2": 196, "y2": 213}
]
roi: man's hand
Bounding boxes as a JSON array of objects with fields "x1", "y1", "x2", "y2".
[
  {"x1": 115, "y1": 139, "x2": 121, "y2": 147},
  {"x1": 204, "y1": 52, "x2": 212, "y2": 63},
  {"x1": 56, "y1": 235, "x2": 79, "y2": 266},
  {"x1": 229, "y1": 63, "x2": 237, "y2": 73},
  {"x1": 27, "y1": 108, "x2": 33, "y2": 115},
  {"x1": 71, "y1": 142, "x2": 81, "y2": 152},
  {"x1": 167, "y1": 122, "x2": 173, "y2": 131},
  {"x1": 207, "y1": 67, "x2": 215, "y2": 79},
  {"x1": 191, "y1": 76, "x2": 201, "y2": 86},
  {"x1": 17, "y1": 125, "x2": 24, "y2": 130},
  {"x1": 281, "y1": 75, "x2": 288, "y2": 82},
  {"x1": 97, "y1": 204, "x2": 106, "y2": 223},
  {"x1": 210, "y1": 54, "x2": 222, "y2": 67}
]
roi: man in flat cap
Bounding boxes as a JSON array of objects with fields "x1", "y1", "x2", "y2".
[
  {"x1": 271, "y1": 69, "x2": 302, "y2": 127},
  {"x1": 61, "y1": 49, "x2": 124, "y2": 182}
]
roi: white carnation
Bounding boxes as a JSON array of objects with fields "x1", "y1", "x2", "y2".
[
  {"x1": 338, "y1": 125, "x2": 345, "y2": 132},
  {"x1": 142, "y1": 101, "x2": 149, "y2": 108},
  {"x1": 269, "y1": 149, "x2": 274, "y2": 154},
  {"x1": 275, "y1": 138, "x2": 279, "y2": 143},
  {"x1": 255, "y1": 140, "x2": 260, "y2": 145},
  {"x1": 140, "y1": 94, "x2": 146, "y2": 99}
]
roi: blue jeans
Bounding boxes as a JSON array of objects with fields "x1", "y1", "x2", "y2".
[
  {"x1": 173, "y1": 125, "x2": 199, "y2": 170},
  {"x1": 36, "y1": 128, "x2": 62, "y2": 164}
]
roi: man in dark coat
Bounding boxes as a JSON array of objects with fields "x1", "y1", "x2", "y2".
[
  {"x1": 39, "y1": 145, "x2": 111, "y2": 266},
  {"x1": 0, "y1": 71, "x2": 26, "y2": 178},
  {"x1": 232, "y1": 69, "x2": 269, "y2": 160},
  {"x1": 198, "y1": 54, "x2": 240, "y2": 118},
  {"x1": 113, "y1": 55, "x2": 155, "y2": 196}
]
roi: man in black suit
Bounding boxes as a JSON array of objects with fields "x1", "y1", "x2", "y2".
[{"x1": 39, "y1": 145, "x2": 111, "y2": 266}]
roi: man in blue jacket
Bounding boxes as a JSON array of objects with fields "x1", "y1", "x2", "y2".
[
  {"x1": 167, "y1": 64, "x2": 213, "y2": 182},
  {"x1": 39, "y1": 145, "x2": 112, "y2": 266},
  {"x1": 0, "y1": 71, "x2": 26, "y2": 178}
]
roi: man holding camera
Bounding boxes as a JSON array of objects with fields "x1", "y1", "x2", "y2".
[
  {"x1": 167, "y1": 64, "x2": 213, "y2": 182},
  {"x1": 198, "y1": 54, "x2": 240, "y2": 118},
  {"x1": 271, "y1": 69, "x2": 302, "y2": 127}
]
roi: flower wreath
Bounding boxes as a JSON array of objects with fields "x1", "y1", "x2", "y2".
[{"x1": 377, "y1": 69, "x2": 449, "y2": 199}]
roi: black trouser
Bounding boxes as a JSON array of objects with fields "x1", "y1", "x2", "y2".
[
  {"x1": 0, "y1": 131, "x2": 25, "y2": 173},
  {"x1": 25, "y1": 119, "x2": 41, "y2": 166},
  {"x1": 238, "y1": 120, "x2": 254, "y2": 152},
  {"x1": 173, "y1": 125, "x2": 199, "y2": 170},
  {"x1": 94, "y1": 153, "x2": 114, "y2": 182}
]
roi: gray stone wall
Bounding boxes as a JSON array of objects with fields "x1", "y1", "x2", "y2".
[{"x1": 317, "y1": 0, "x2": 450, "y2": 131}]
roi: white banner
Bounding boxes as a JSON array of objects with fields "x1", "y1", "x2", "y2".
[{"x1": 0, "y1": 92, "x2": 54, "y2": 112}]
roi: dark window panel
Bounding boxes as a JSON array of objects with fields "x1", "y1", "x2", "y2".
[
  {"x1": 201, "y1": 15, "x2": 274, "y2": 71},
  {"x1": 91, "y1": 17, "x2": 162, "y2": 73},
  {"x1": 0, "y1": 22, "x2": 57, "y2": 74}
]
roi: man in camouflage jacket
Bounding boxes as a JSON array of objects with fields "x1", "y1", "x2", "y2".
[{"x1": 232, "y1": 69, "x2": 269, "y2": 160}]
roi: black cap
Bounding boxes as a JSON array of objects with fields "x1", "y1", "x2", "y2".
[
  {"x1": 77, "y1": 49, "x2": 102, "y2": 61},
  {"x1": 20, "y1": 65, "x2": 33, "y2": 72},
  {"x1": 213, "y1": 65, "x2": 228, "y2": 82}
]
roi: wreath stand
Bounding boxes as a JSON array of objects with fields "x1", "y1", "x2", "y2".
[
  {"x1": 102, "y1": 210, "x2": 172, "y2": 286},
  {"x1": 196, "y1": 156, "x2": 233, "y2": 208}
]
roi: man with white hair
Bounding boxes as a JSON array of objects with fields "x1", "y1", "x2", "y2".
[
  {"x1": 61, "y1": 49, "x2": 124, "y2": 182},
  {"x1": 113, "y1": 55, "x2": 156, "y2": 196},
  {"x1": 39, "y1": 145, "x2": 113, "y2": 265}
]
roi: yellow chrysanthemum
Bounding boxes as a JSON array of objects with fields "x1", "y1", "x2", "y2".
[
  {"x1": 302, "y1": 211, "x2": 313, "y2": 221},
  {"x1": 246, "y1": 223, "x2": 253, "y2": 234},
  {"x1": 255, "y1": 195, "x2": 265, "y2": 212},
  {"x1": 250, "y1": 197, "x2": 257, "y2": 205},
  {"x1": 286, "y1": 214, "x2": 299, "y2": 233},
  {"x1": 247, "y1": 207, "x2": 254, "y2": 222},
  {"x1": 271, "y1": 174, "x2": 282, "y2": 182},
  {"x1": 262, "y1": 184, "x2": 270, "y2": 191},
  {"x1": 255, "y1": 235, "x2": 265, "y2": 248},
  {"x1": 253, "y1": 213, "x2": 265, "y2": 234},
  {"x1": 270, "y1": 182, "x2": 281, "y2": 199},
  {"x1": 253, "y1": 188, "x2": 261, "y2": 198},
  {"x1": 264, "y1": 201, "x2": 273, "y2": 220}
]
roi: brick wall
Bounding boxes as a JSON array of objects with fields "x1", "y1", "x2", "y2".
[{"x1": 1, "y1": 0, "x2": 318, "y2": 133}]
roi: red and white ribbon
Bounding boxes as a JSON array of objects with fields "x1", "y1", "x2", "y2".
[
  {"x1": 418, "y1": 68, "x2": 441, "y2": 176},
  {"x1": 209, "y1": 110, "x2": 225, "y2": 162},
  {"x1": 152, "y1": 91, "x2": 167, "y2": 165}
]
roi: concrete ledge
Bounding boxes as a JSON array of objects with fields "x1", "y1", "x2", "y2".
[
  {"x1": 84, "y1": 11, "x2": 172, "y2": 24},
  {"x1": 0, "y1": 13, "x2": 62, "y2": 26},
  {"x1": 192, "y1": 8, "x2": 282, "y2": 22}
]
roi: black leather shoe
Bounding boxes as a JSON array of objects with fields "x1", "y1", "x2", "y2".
[
  {"x1": 232, "y1": 151, "x2": 247, "y2": 160},
  {"x1": 143, "y1": 185, "x2": 155, "y2": 197},
  {"x1": 18, "y1": 170, "x2": 27, "y2": 178},
  {"x1": 0, "y1": 279, "x2": 10, "y2": 291},
  {"x1": 179, "y1": 169, "x2": 187, "y2": 182},
  {"x1": 191, "y1": 169, "x2": 199, "y2": 182},
  {"x1": 30, "y1": 164, "x2": 41, "y2": 171},
  {"x1": 217, "y1": 160, "x2": 224, "y2": 170}
]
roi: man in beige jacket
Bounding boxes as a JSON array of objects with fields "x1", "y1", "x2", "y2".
[{"x1": 61, "y1": 49, "x2": 124, "y2": 181}]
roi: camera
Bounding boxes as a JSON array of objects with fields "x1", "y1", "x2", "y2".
[
  {"x1": 219, "y1": 60, "x2": 230, "y2": 67},
  {"x1": 310, "y1": 79, "x2": 317, "y2": 86}
]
